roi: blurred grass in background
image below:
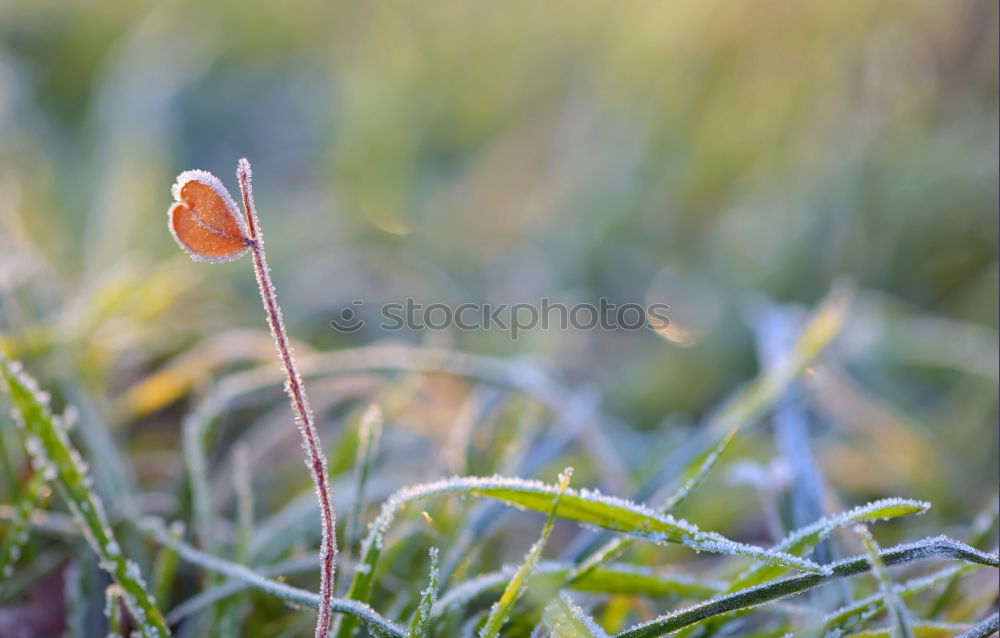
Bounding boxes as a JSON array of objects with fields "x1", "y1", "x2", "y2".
[{"x1": 0, "y1": 0, "x2": 997, "y2": 630}]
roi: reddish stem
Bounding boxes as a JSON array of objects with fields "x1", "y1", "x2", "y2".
[{"x1": 237, "y1": 159, "x2": 337, "y2": 638}]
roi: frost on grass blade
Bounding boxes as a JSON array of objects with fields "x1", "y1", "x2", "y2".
[
  {"x1": 615, "y1": 535, "x2": 998, "y2": 638},
  {"x1": 807, "y1": 565, "x2": 969, "y2": 637},
  {"x1": 0, "y1": 358, "x2": 169, "y2": 638},
  {"x1": 856, "y1": 525, "x2": 915, "y2": 638},
  {"x1": 138, "y1": 516, "x2": 406, "y2": 637},
  {"x1": 407, "y1": 547, "x2": 439, "y2": 638},
  {"x1": 457, "y1": 476, "x2": 821, "y2": 572},
  {"x1": 732, "y1": 497, "x2": 931, "y2": 590},
  {"x1": 542, "y1": 593, "x2": 610, "y2": 638},
  {"x1": 337, "y1": 474, "x2": 822, "y2": 637},
  {"x1": 480, "y1": 468, "x2": 572, "y2": 638}
]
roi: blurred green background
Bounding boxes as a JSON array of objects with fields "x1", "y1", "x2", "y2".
[{"x1": 0, "y1": 0, "x2": 997, "y2": 541}]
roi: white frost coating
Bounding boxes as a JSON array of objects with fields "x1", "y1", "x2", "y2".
[
  {"x1": 734, "y1": 497, "x2": 931, "y2": 585},
  {"x1": 778, "y1": 498, "x2": 930, "y2": 552},
  {"x1": 616, "y1": 534, "x2": 999, "y2": 638},
  {"x1": 816, "y1": 565, "x2": 965, "y2": 635},
  {"x1": 139, "y1": 517, "x2": 406, "y2": 637},
  {"x1": 409, "y1": 547, "x2": 439, "y2": 637},
  {"x1": 354, "y1": 475, "x2": 821, "y2": 577}
]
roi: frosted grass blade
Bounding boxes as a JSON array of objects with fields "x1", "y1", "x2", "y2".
[
  {"x1": 804, "y1": 565, "x2": 970, "y2": 637},
  {"x1": 733, "y1": 498, "x2": 931, "y2": 590},
  {"x1": 615, "y1": 536, "x2": 997, "y2": 638},
  {"x1": 857, "y1": 525, "x2": 915, "y2": 638},
  {"x1": 407, "y1": 547, "x2": 439, "y2": 638},
  {"x1": 338, "y1": 474, "x2": 821, "y2": 637},
  {"x1": 0, "y1": 358, "x2": 170, "y2": 638}
]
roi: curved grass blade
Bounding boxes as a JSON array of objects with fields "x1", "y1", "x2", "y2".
[
  {"x1": 166, "y1": 556, "x2": 316, "y2": 623},
  {"x1": 137, "y1": 516, "x2": 406, "y2": 637},
  {"x1": 614, "y1": 536, "x2": 998, "y2": 638},
  {"x1": 856, "y1": 525, "x2": 915, "y2": 638},
  {"x1": 407, "y1": 547, "x2": 439, "y2": 638},
  {"x1": 480, "y1": 468, "x2": 572, "y2": 638},
  {"x1": 566, "y1": 427, "x2": 739, "y2": 588},
  {"x1": 804, "y1": 565, "x2": 971, "y2": 637},
  {"x1": 928, "y1": 500, "x2": 998, "y2": 618},
  {"x1": 337, "y1": 475, "x2": 821, "y2": 638},
  {"x1": 542, "y1": 593, "x2": 610, "y2": 638},
  {"x1": 733, "y1": 497, "x2": 930, "y2": 590},
  {"x1": 0, "y1": 359, "x2": 169, "y2": 638}
]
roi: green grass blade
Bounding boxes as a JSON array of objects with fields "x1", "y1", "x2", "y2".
[
  {"x1": 337, "y1": 475, "x2": 821, "y2": 638},
  {"x1": 480, "y1": 468, "x2": 572, "y2": 638},
  {"x1": 614, "y1": 536, "x2": 997, "y2": 638},
  {"x1": 805, "y1": 565, "x2": 971, "y2": 637},
  {"x1": 732, "y1": 497, "x2": 930, "y2": 590},
  {"x1": 407, "y1": 547, "x2": 439, "y2": 638},
  {"x1": 566, "y1": 427, "x2": 740, "y2": 589},
  {"x1": 857, "y1": 525, "x2": 915, "y2": 638},
  {"x1": 0, "y1": 358, "x2": 169, "y2": 638},
  {"x1": 928, "y1": 501, "x2": 998, "y2": 618},
  {"x1": 349, "y1": 404, "x2": 383, "y2": 553},
  {"x1": 660, "y1": 426, "x2": 738, "y2": 514},
  {"x1": 151, "y1": 521, "x2": 184, "y2": 612},
  {"x1": 136, "y1": 516, "x2": 406, "y2": 637}
]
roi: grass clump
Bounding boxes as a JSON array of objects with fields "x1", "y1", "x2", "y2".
[{"x1": 0, "y1": 163, "x2": 995, "y2": 637}]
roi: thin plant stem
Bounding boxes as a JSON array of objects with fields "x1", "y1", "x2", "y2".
[{"x1": 236, "y1": 158, "x2": 337, "y2": 638}]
